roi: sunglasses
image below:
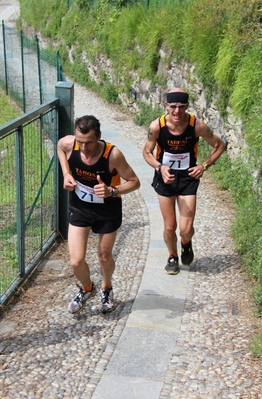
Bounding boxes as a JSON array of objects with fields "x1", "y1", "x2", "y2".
[{"x1": 167, "y1": 103, "x2": 188, "y2": 110}]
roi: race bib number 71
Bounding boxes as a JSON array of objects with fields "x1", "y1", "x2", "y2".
[
  {"x1": 162, "y1": 151, "x2": 190, "y2": 170},
  {"x1": 75, "y1": 180, "x2": 104, "y2": 204}
]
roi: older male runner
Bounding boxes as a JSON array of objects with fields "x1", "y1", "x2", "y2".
[{"x1": 143, "y1": 87, "x2": 225, "y2": 274}]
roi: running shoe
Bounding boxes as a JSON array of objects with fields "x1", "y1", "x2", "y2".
[
  {"x1": 165, "y1": 255, "x2": 180, "y2": 275},
  {"x1": 68, "y1": 283, "x2": 97, "y2": 314},
  {"x1": 181, "y1": 241, "x2": 194, "y2": 266},
  {"x1": 99, "y1": 288, "x2": 116, "y2": 313}
]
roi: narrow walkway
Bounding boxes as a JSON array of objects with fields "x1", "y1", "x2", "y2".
[{"x1": 75, "y1": 99, "x2": 188, "y2": 398}]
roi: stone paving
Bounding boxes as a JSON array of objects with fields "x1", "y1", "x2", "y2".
[
  {"x1": 74, "y1": 84, "x2": 262, "y2": 399},
  {"x1": 0, "y1": 82, "x2": 262, "y2": 398},
  {"x1": 0, "y1": 1, "x2": 262, "y2": 394}
]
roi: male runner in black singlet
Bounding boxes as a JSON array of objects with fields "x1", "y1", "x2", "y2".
[
  {"x1": 57, "y1": 115, "x2": 140, "y2": 314},
  {"x1": 143, "y1": 87, "x2": 226, "y2": 275}
]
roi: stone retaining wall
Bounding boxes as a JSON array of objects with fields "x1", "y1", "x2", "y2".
[
  {"x1": 83, "y1": 44, "x2": 245, "y2": 159},
  {"x1": 35, "y1": 31, "x2": 245, "y2": 159}
]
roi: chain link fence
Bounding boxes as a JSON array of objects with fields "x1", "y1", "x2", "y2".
[{"x1": 0, "y1": 22, "x2": 65, "y2": 113}]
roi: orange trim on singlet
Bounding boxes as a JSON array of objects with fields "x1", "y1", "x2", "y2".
[
  {"x1": 193, "y1": 142, "x2": 198, "y2": 159},
  {"x1": 159, "y1": 113, "x2": 196, "y2": 128},
  {"x1": 73, "y1": 140, "x2": 113, "y2": 157},
  {"x1": 104, "y1": 142, "x2": 114, "y2": 159},
  {"x1": 159, "y1": 114, "x2": 167, "y2": 128},
  {"x1": 111, "y1": 174, "x2": 121, "y2": 187},
  {"x1": 157, "y1": 114, "x2": 167, "y2": 159},
  {"x1": 156, "y1": 143, "x2": 161, "y2": 160},
  {"x1": 189, "y1": 113, "x2": 195, "y2": 127},
  {"x1": 74, "y1": 141, "x2": 80, "y2": 150}
]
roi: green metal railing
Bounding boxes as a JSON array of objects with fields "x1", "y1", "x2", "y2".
[
  {"x1": 0, "y1": 81, "x2": 74, "y2": 306},
  {"x1": 0, "y1": 100, "x2": 59, "y2": 305},
  {"x1": 0, "y1": 22, "x2": 65, "y2": 113}
]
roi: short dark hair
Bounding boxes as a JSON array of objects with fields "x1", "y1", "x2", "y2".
[{"x1": 75, "y1": 115, "x2": 101, "y2": 137}]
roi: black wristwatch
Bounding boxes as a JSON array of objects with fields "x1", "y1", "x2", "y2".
[{"x1": 111, "y1": 186, "x2": 119, "y2": 197}]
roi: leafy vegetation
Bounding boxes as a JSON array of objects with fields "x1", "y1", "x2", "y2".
[{"x1": 134, "y1": 101, "x2": 165, "y2": 127}]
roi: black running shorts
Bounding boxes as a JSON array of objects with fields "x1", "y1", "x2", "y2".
[
  {"x1": 69, "y1": 207, "x2": 122, "y2": 234},
  {"x1": 152, "y1": 170, "x2": 200, "y2": 196}
]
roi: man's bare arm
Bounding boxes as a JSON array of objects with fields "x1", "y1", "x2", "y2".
[
  {"x1": 143, "y1": 120, "x2": 161, "y2": 168},
  {"x1": 112, "y1": 148, "x2": 140, "y2": 194},
  {"x1": 57, "y1": 136, "x2": 76, "y2": 191},
  {"x1": 196, "y1": 120, "x2": 226, "y2": 167}
]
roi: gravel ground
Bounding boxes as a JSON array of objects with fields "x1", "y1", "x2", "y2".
[{"x1": 0, "y1": 80, "x2": 262, "y2": 398}]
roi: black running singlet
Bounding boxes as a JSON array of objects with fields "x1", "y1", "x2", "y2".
[
  {"x1": 152, "y1": 114, "x2": 200, "y2": 196},
  {"x1": 68, "y1": 140, "x2": 122, "y2": 220},
  {"x1": 156, "y1": 113, "x2": 198, "y2": 171}
]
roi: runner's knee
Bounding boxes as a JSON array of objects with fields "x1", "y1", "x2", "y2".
[{"x1": 98, "y1": 250, "x2": 113, "y2": 265}]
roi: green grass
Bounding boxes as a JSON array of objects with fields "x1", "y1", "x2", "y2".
[
  {"x1": 249, "y1": 332, "x2": 262, "y2": 358},
  {"x1": 198, "y1": 139, "x2": 262, "y2": 321},
  {"x1": 0, "y1": 91, "x2": 20, "y2": 123},
  {"x1": 133, "y1": 101, "x2": 165, "y2": 127}
]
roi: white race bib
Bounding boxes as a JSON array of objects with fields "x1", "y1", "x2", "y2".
[
  {"x1": 162, "y1": 151, "x2": 190, "y2": 170},
  {"x1": 75, "y1": 180, "x2": 104, "y2": 204}
]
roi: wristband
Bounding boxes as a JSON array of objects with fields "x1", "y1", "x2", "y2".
[
  {"x1": 111, "y1": 186, "x2": 119, "y2": 197},
  {"x1": 155, "y1": 164, "x2": 162, "y2": 174}
]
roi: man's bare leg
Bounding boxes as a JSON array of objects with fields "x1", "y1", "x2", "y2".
[
  {"x1": 158, "y1": 194, "x2": 180, "y2": 274},
  {"x1": 177, "y1": 195, "x2": 196, "y2": 265},
  {"x1": 67, "y1": 224, "x2": 96, "y2": 314},
  {"x1": 98, "y1": 231, "x2": 117, "y2": 312}
]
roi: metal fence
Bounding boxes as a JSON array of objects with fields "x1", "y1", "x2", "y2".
[
  {"x1": 0, "y1": 82, "x2": 74, "y2": 306},
  {"x1": 0, "y1": 22, "x2": 65, "y2": 113},
  {"x1": 0, "y1": 101, "x2": 59, "y2": 304}
]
